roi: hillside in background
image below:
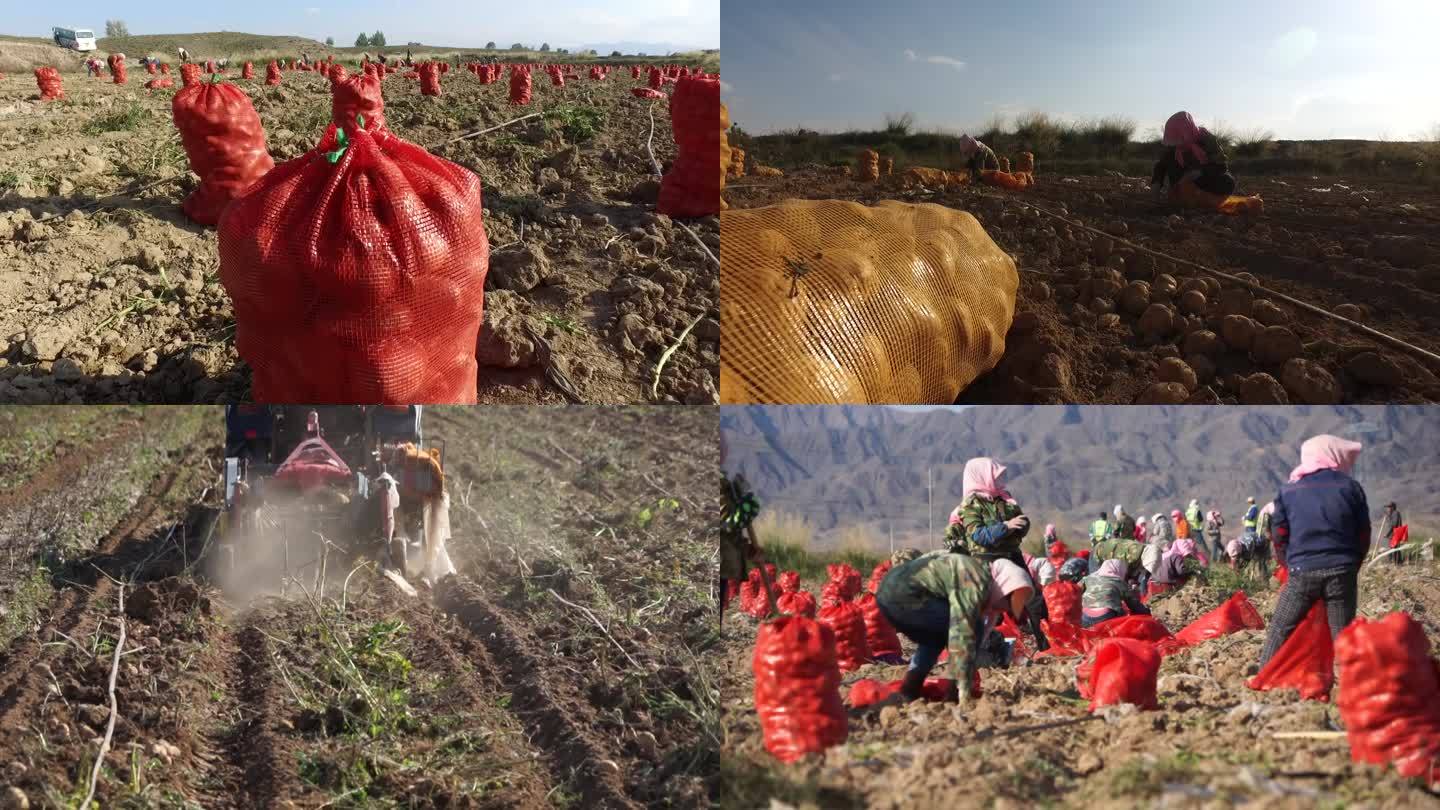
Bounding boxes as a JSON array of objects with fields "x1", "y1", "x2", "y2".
[{"x1": 720, "y1": 406, "x2": 1437, "y2": 549}]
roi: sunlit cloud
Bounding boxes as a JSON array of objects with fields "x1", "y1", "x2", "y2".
[{"x1": 925, "y1": 55, "x2": 966, "y2": 70}]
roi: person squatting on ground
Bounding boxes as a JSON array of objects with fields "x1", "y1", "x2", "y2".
[
  {"x1": 1150, "y1": 110, "x2": 1237, "y2": 197},
  {"x1": 1093, "y1": 532, "x2": 1148, "y2": 591},
  {"x1": 1258, "y1": 436, "x2": 1370, "y2": 668},
  {"x1": 1147, "y1": 538, "x2": 1204, "y2": 598},
  {"x1": 1377, "y1": 501, "x2": 1405, "y2": 565},
  {"x1": 1080, "y1": 560, "x2": 1150, "y2": 628},
  {"x1": 874, "y1": 552, "x2": 1032, "y2": 706},
  {"x1": 956, "y1": 134, "x2": 1000, "y2": 182}
]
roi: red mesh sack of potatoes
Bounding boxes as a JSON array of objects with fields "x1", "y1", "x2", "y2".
[
  {"x1": 217, "y1": 112, "x2": 491, "y2": 404},
  {"x1": 329, "y1": 65, "x2": 348, "y2": 83},
  {"x1": 1043, "y1": 581, "x2": 1083, "y2": 626},
  {"x1": 1173, "y1": 591, "x2": 1264, "y2": 647},
  {"x1": 1336, "y1": 612, "x2": 1440, "y2": 787},
  {"x1": 265, "y1": 62, "x2": 281, "y2": 86},
  {"x1": 1247, "y1": 602, "x2": 1333, "y2": 701},
  {"x1": 826, "y1": 563, "x2": 862, "y2": 600},
  {"x1": 847, "y1": 677, "x2": 953, "y2": 708},
  {"x1": 658, "y1": 76, "x2": 722, "y2": 217},
  {"x1": 632, "y1": 87, "x2": 664, "y2": 99},
  {"x1": 738, "y1": 579, "x2": 758, "y2": 616},
  {"x1": 776, "y1": 571, "x2": 800, "y2": 594},
  {"x1": 205, "y1": 60, "x2": 216, "y2": 74},
  {"x1": 144, "y1": 78, "x2": 174, "y2": 91},
  {"x1": 1039, "y1": 618, "x2": 1088, "y2": 657},
  {"x1": 818, "y1": 581, "x2": 844, "y2": 608},
  {"x1": 332, "y1": 73, "x2": 386, "y2": 132},
  {"x1": 172, "y1": 79, "x2": 276, "y2": 226},
  {"x1": 160, "y1": 63, "x2": 171, "y2": 75},
  {"x1": 1084, "y1": 638, "x2": 1161, "y2": 711},
  {"x1": 34, "y1": 67, "x2": 64, "y2": 101},
  {"x1": 855, "y1": 593, "x2": 902, "y2": 659},
  {"x1": 1047, "y1": 541, "x2": 1070, "y2": 570},
  {"x1": 241, "y1": 62, "x2": 254, "y2": 79},
  {"x1": 1084, "y1": 614, "x2": 1173, "y2": 645},
  {"x1": 866, "y1": 560, "x2": 892, "y2": 594},
  {"x1": 180, "y1": 63, "x2": 200, "y2": 87},
  {"x1": 508, "y1": 66, "x2": 532, "y2": 105},
  {"x1": 146, "y1": 62, "x2": 157, "y2": 75},
  {"x1": 108, "y1": 54, "x2": 127, "y2": 84},
  {"x1": 420, "y1": 63, "x2": 441, "y2": 96},
  {"x1": 777, "y1": 590, "x2": 817, "y2": 619},
  {"x1": 816, "y1": 600, "x2": 870, "y2": 671},
  {"x1": 753, "y1": 616, "x2": 847, "y2": 762},
  {"x1": 648, "y1": 67, "x2": 662, "y2": 89}
]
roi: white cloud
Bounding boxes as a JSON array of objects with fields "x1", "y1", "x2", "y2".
[
  {"x1": 903, "y1": 49, "x2": 917, "y2": 61},
  {"x1": 305, "y1": 6, "x2": 320, "y2": 14},
  {"x1": 925, "y1": 55, "x2": 966, "y2": 70}
]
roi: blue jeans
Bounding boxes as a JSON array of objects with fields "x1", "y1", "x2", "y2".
[{"x1": 876, "y1": 595, "x2": 950, "y2": 678}]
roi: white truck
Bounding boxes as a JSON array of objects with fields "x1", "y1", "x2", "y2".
[{"x1": 52, "y1": 27, "x2": 97, "y2": 51}]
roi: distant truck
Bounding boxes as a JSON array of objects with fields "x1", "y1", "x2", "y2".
[{"x1": 52, "y1": 27, "x2": 97, "y2": 51}]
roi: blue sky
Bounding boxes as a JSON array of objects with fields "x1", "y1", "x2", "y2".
[
  {"x1": 15, "y1": 0, "x2": 719, "y2": 52},
  {"x1": 722, "y1": 0, "x2": 1440, "y2": 140}
]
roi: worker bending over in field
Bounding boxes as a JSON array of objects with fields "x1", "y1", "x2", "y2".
[
  {"x1": 1150, "y1": 111, "x2": 1236, "y2": 197},
  {"x1": 957, "y1": 134, "x2": 1000, "y2": 181},
  {"x1": 1080, "y1": 560, "x2": 1150, "y2": 627},
  {"x1": 1258, "y1": 436, "x2": 1370, "y2": 667},
  {"x1": 874, "y1": 553, "x2": 1032, "y2": 706},
  {"x1": 1058, "y1": 557, "x2": 1088, "y2": 584},
  {"x1": 1093, "y1": 532, "x2": 1147, "y2": 590},
  {"x1": 1146, "y1": 538, "x2": 1204, "y2": 598},
  {"x1": 177, "y1": 46, "x2": 190, "y2": 64}
]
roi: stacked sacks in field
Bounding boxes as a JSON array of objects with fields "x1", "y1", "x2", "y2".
[
  {"x1": 171, "y1": 77, "x2": 276, "y2": 226},
  {"x1": 753, "y1": 616, "x2": 848, "y2": 762},
  {"x1": 34, "y1": 67, "x2": 64, "y2": 101},
  {"x1": 658, "y1": 75, "x2": 724, "y2": 218},
  {"x1": 108, "y1": 53, "x2": 127, "y2": 84},
  {"x1": 1335, "y1": 612, "x2": 1440, "y2": 788},
  {"x1": 216, "y1": 82, "x2": 491, "y2": 404},
  {"x1": 777, "y1": 589, "x2": 818, "y2": 618},
  {"x1": 856, "y1": 149, "x2": 879, "y2": 182},
  {"x1": 816, "y1": 582, "x2": 870, "y2": 670},
  {"x1": 509, "y1": 65, "x2": 532, "y2": 105},
  {"x1": 826, "y1": 563, "x2": 863, "y2": 600},
  {"x1": 855, "y1": 593, "x2": 902, "y2": 662},
  {"x1": 419, "y1": 62, "x2": 442, "y2": 96}
]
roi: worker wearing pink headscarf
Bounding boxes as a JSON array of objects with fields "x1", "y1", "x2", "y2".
[
  {"x1": 957, "y1": 133, "x2": 1000, "y2": 181},
  {"x1": 1258, "y1": 435, "x2": 1369, "y2": 668},
  {"x1": 1080, "y1": 559, "x2": 1150, "y2": 627},
  {"x1": 1149, "y1": 110, "x2": 1236, "y2": 197},
  {"x1": 1148, "y1": 537, "x2": 1204, "y2": 599},
  {"x1": 947, "y1": 457, "x2": 1028, "y2": 562}
]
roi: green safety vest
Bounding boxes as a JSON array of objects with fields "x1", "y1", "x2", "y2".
[
  {"x1": 1243, "y1": 507, "x2": 1258, "y2": 529},
  {"x1": 1091, "y1": 519, "x2": 1109, "y2": 540}
]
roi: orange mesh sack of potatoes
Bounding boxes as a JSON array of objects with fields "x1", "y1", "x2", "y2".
[
  {"x1": 856, "y1": 149, "x2": 879, "y2": 181},
  {"x1": 721, "y1": 199, "x2": 1018, "y2": 403},
  {"x1": 1170, "y1": 178, "x2": 1263, "y2": 216},
  {"x1": 981, "y1": 169, "x2": 1031, "y2": 190},
  {"x1": 728, "y1": 146, "x2": 746, "y2": 178},
  {"x1": 719, "y1": 102, "x2": 731, "y2": 212},
  {"x1": 879, "y1": 156, "x2": 893, "y2": 176},
  {"x1": 753, "y1": 164, "x2": 783, "y2": 177},
  {"x1": 1014, "y1": 152, "x2": 1035, "y2": 175}
]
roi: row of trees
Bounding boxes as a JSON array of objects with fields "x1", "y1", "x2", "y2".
[{"x1": 354, "y1": 31, "x2": 388, "y2": 47}]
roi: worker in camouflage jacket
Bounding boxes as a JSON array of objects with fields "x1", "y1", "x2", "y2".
[
  {"x1": 875, "y1": 551, "x2": 1032, "y2": 707},
  {"x1": 717, "y1": 434, "x2": 761, "y2": 622}
]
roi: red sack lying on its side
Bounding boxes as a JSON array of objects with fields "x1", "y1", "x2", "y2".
[
  {"x1": 776, "y1": 571, "x2": 800, "y2": 594},
  {"x1": 855, "y1": 593, "x2": 902, "y2": 659},
  {"x1": 144, "y1": 78, "x2": 174, "y2": 90},
  {"x1": 34, "y1": 67, "x2": 64, "y2": 101},
  {"x1": 1043, "y1": 581, "x2": 1082, "y2": 626},
  {"x1": 1085, "y1": 614, "x2": 1172, "y2": 645},
  {"x1": 1335, "y1": 612, "x2": 1440, "y2": 786},
  {"x1": 632, "y1": 87, "x2": 664, "y2": 99},
  {"x1": 265, "y1": 62, "x2": 282, "y2": 85},
  {"x1": 172, "y1": 80, "x2": 276, "y2": 226},
  {"x1": 1247, "y1": 602, "x2": 1333, "y2": 701},
  {"x1": 419, "y1": 63, "x2": 442, "y2": 96},
  {"x1": 658, "y1": 75, "x2": 722, "y2": 217},
  {"x1": 217, "y1": 113, "x2": 490, "y2": 404},
  {"x1": 332, "y1": 73, "x2": 386, "y2": 132},
  {"x1": 1039, "y1": 619, "x2": 1087, "y2": 657},
  {"x1": 1085, "y1": 638, "x2": 1161, "y2": 711},
  {"x1": 816, "y1": 600, "x2": 870, "y2": 671},
  {"x1": 509, "y1": 66, "x2": 532, "y2": 105},
  {"x1": 753, "y1": 617, "x2": 847, "y2": 763},
  {"x1": 777, "y1": 590, "x2": 817, "y2": 619},
  {"x1": 827, "y1": 563, "x2": 862, "y2": 600},
  {"x1": 847, "y1": 677, "x2": 954, "y2": 708},
  {"x1": 867, "y1": 560, "x2": 893, "y2": 595},
  {"x1": 242, "y1": 62, "x2": 254, "y2": 79},
  {"x1": 1173, "y1": 591, "x2": 1265, "y2": 647}
]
